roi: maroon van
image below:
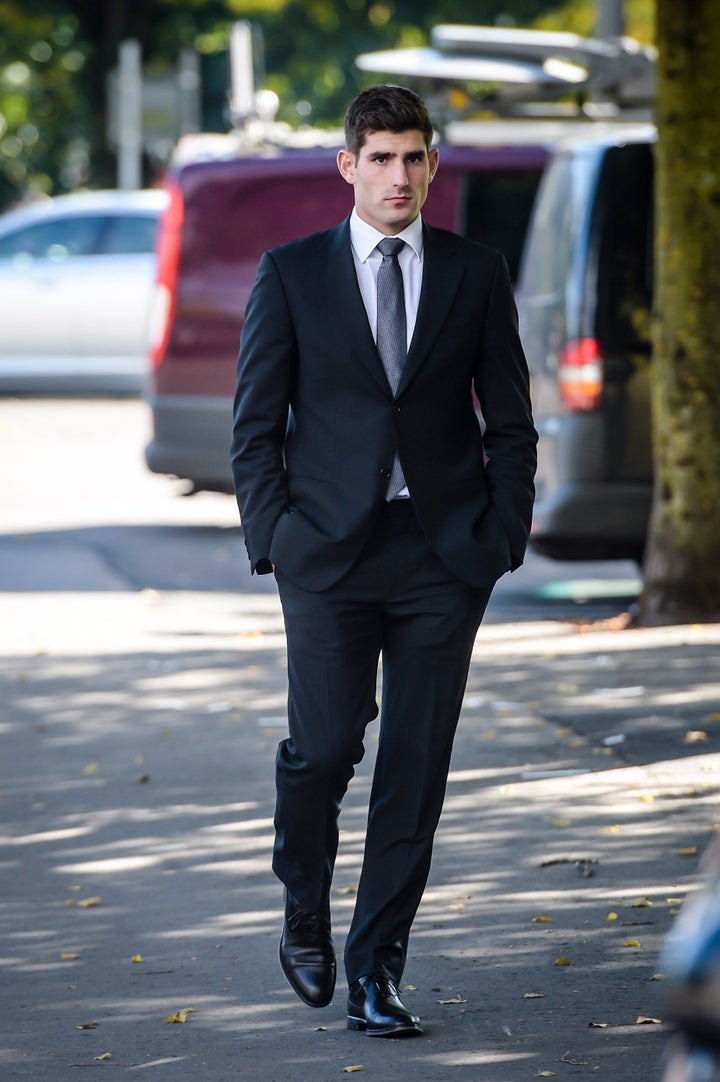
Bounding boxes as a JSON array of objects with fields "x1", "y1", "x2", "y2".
[{"x1": 144, "y1": 127, "x2": 550, "y2": 492}]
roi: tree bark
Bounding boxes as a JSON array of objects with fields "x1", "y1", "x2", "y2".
[{"x1": 640, "y1": 0, "x2": 720, "y2": 624}]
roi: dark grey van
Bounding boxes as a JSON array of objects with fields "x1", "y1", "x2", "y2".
[{"x1": 516, "y1": 124, "x2": 655, "y2": 562}]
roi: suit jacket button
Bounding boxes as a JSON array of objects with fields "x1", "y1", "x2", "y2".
[
  {"x1": 379, "y1": 468, "x2": 391, "y2": 480},
  {"x1": 392, "y1": 403, "x2": 401, "y2": 414}
]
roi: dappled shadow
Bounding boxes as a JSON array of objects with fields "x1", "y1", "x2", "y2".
[{"x1": 2, "y1": 619, "x2": 719, "y2": 1079}]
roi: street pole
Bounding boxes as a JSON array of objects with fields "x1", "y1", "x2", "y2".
[
  {"x1": 596, "y1": 0, "x2": 625, "y2": 37},
  {"x1": 117, "y1": 39, "x2": 142, "y2": 190}
]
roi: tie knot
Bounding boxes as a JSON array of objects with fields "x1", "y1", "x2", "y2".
[{"x1": 377, "y1": 237, "x2": 405, "y2": 260}]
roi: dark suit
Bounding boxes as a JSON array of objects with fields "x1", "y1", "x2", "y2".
[{"x1": 231, "y1": 215, "x2": 537, "y2": 984}]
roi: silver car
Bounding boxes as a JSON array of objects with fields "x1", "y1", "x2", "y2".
[{"x1": 0, "y1": 189, "x2": 168, "y2": 394}]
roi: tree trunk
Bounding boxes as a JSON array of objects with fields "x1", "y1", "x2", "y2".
[{"x1": 640, "y1": 0, "x2": 720, "y2": 624}]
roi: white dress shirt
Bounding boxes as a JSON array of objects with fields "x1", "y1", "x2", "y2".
[
  {"x1": 349, "y1": 210, "x2": 424, "y2": 499},
  {"x1": 348, "y1": 207, "x2": 424, "y2": 353}
]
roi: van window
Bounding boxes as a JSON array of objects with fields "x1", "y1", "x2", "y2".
[
  {"x1": 592, "y1": 143, "x2": 653, "y2": 354},
  {"x1": 461, "y1": 168, "x2": 543, "y2": 281}
]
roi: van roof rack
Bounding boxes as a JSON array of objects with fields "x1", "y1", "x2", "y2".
[{"x1": 356, "y1": 24, "x2": 656, "y2": 121}]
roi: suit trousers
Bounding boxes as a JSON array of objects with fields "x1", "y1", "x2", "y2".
[{"x1": 272, "y1": 498, "x2": 492, "y2": 985}]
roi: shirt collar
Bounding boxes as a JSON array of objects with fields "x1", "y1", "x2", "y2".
[{"x1": 349, "y1": 207, "x2": 424, "y2": 263}]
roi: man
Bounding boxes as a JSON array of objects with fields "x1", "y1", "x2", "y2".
[{"x1": 230, "y1": 85, "x2": 537, "y2": 1037}]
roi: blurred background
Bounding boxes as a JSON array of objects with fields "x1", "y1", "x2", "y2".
[{"x1": 0, "y1": 0, "x2": 654, "y2": 210}]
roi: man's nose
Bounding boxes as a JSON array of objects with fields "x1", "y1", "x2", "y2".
[{"x1": 390, "y1": 161, "x2": 409, "y2": 186}]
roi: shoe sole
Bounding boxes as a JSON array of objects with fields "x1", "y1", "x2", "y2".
[{"x1": 347, "y1": 1015, "x2": 423, "y2": 1037}]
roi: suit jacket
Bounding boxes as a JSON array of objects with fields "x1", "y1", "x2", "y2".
[{"x1": 230, "y1": 216, "x2": 537, "y2": 592}]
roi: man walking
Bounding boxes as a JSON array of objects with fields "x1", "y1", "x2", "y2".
[{"x1": 230, "y1": 85, "x2": 537, "y2": 1037}]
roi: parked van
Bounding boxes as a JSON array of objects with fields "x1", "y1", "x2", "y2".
[
  {"x1": 516, "y1": 124, "x2": 655, "y2": 562},
  {"x1": 144, "y1": 124, "x2": 554, "y2": 493}
]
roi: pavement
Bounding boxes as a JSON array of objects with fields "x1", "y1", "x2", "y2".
[
  {"x1": 2, "y1": 587, "x2": 720, "y2": 1081},
  {"x1": 1, "y1": 397, "x2": 719, "y2": 1081}
]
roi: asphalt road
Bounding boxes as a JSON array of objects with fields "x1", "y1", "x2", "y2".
[{"x1": 2, "y1": 397, "x2": 719, "y2": 1082}]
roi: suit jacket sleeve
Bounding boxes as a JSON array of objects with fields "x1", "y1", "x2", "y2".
[
  {"x1": 475, "y1": 253, "x2": 538, "y2": 570},
  {"x1": 230, "y1": 251, "x2": 294, "y2": 573}
]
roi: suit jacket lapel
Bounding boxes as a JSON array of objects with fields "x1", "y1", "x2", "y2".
[
  {"x1": 320, "y1": 217, "x2": 390, "y2": 394},
  {"x1": 399, "y1": 223, "x2": 465, "y2": 395}
]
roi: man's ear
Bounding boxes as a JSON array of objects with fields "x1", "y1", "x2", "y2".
[
  {"x1": 428, "y1": 146, "x2": 439, "y2": 182},
  {"x1": 337, "y1": 149, "x2": 356, "y2": 185}
]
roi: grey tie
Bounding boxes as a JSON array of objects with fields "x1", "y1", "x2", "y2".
[{"x1": 376, "y1": 237, "x2": 407, "y2": 499}]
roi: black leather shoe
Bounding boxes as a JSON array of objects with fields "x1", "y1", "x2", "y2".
[
  {"x1": 347, "y1": 974, "x2": 423, "y2": 1037},
  {"x1": 279, "y1": 896, "x2": 336, "y2": 1008}
]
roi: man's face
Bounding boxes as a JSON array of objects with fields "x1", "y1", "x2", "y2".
[{"x1": 337, "y1": 129, "x2": 439, "y2": 235}]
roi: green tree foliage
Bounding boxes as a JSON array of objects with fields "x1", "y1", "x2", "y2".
[{"x1": 2, "y1": 0, "x2": 651, "y2": 208}]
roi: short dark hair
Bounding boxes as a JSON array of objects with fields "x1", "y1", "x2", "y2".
[{"x1": 344, "y1": 85, "x2": 434, "y2": 157}]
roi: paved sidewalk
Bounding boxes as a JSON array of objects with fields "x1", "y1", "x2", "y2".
[{"x1": 1, "y1": 589, "x2": 719, "y2": 1081}]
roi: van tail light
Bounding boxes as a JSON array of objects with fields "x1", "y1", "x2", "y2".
[
  {"x1": 149, "y1": 177, "x2": 184, "y2": 370},
  {"x1": 559, "y1": 337, "x2": 604, "y2": 410}
]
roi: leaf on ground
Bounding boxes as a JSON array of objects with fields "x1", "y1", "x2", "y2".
[
  {"x1": 638, "y1": 793, "x2": 655, "y2": 803},
  {"x1": 708, "y1": 713, "x2": 720, "y2": 722},
  {"x1": 135, "y1": 773, "x2": 150, "y2": 784},
  {"x1": 94, "y1": 1053, "x2": 112, "y2": 1061},
  {"x1": 532, "y1": 914, "x2": 551, "y2": 923},
  {"x1": 343, "y1": 1066, "x2": 364, "y2": 1073},
  {"x1": 524, "y1": 992, "x2": 545, "y2": 999},
  {"x1": 447, "y1": 903, "x2": 465, "y2": 911},
  {"x1": 77, "y1": 897, "x2": 101, "y2": 908},
  {"x1": 588, "y1": 1021, "x2": 608, "y2": 1028},
  {"x1": 677, "y1": 847, "x2": 698, "y2": 857},
  {"x1": 684, "y1": 731, "x2": 708, "y2": 743},
  {"x1": 628, "y1": 897, "x2": 652, "y2": 908},
  {"x1": 164, "y1": 1007, "x2": 195, "y2": 1023},
  {"x1": 537, "y1": 1072, "x2": 556, "y2": 1078},
  {"x1": 651, "y1": 973, "x2": 668, "y2": 981},
  {"x1": 437, "y1": 996, "x2": 467, "y2": 1004},
  {"x1": 61, "y1": 952, "x2": 82, "y2": 960},
  {"x1": 314, "y1": 1026, "x2": 327, "y2": 1031},
  {"x1": 554, "y1": 957, "x2": 575, "y2": 966},
  {"x1": 403, "y1": 984, "x2": 417, "y2": 991},
  {"x1": 76, "y1": 1021, "x2": 98, "y2": 1030},
  {"x1": 83, "y1": 763, "x2": 99, "y2": 775},
  {"x1": 602, "y1": 825, "x2": 621, "y2": 834},
  {"x1": 551, "y1": 818, "x2": 572, "y2": 828},
  {"x1": 636, "y1": 1016, "x2": 662, "y2": 1025},
  {"x1": 606, "y1": 912, "x2": 618, "y2": 921},
  {"x1": 131, "y1": 955, "x2": 143, "y2": 963},
  {"x1": 624, "y1": 939, "x2": 642, "y2": 948}
]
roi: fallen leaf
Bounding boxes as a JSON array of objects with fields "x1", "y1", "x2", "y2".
[
  {"x1": 684, "y1": 731, "x2": 708, "y2": 743},
  {"x1": 667, "y1": 897, "x2": 683, "y2": 905},
  {"x1": 314, "y1": 1026, "x2": 327, "y2": 1031},
  {"x1": 708, "y1": 713, "x2": 720, "y2": 722},
  {"x1": 131, "y1": 955, "x2": 143, "y2": 963},
  {"x1": 135, "y1": 773, "x2": 150, "y2": 784},
  {"x1": 552, "y1": 818, "x2": 572, "y2": 828},
  {"x1": 447, "y1": 903, "x2": 465, "y2": 911},
  {"x1": 651, "y1": 973, "x2": 668, "y2": 981},
  {"x1": 343, "y1": 1067, "x2": 364, "y2": 1074},
  {"x1": 629, "y1": 897, "x2": 652, "y2": 908},
  {"x1": 76, "y1": 1021, "x2": 98, "y2": 1030},
  {"x1": 606, "y1": 912, "x2": 618, "y2": 921},
  {"x1": 61, "y1": 952, "x2": 82, "y2": 960},
  {"x1": 164, "y1": 1007, "x2": 195, "y2": 1023},
  {"x1": 94, "y1": 1053, "x2": 112, "y2": 1061},
  {"x1": 677, "y1": 847, "x2": 698, "y2": 857},
  {"x1": 588, "y1": 1022, "x2": 608, "y2": 1028},
  {"x1": 77, "y1": 897, "x2": 101, "y2": 908},
  {"x1": 83, "y1": 763, "x2": 99, "y2": 776},
  {"x1": 602, "y1": 825, "x2": 621, "y2": 834},
  {"x1": 437, "y1": 996, "x2": 467, "y2": 1004},
  {"x1": 524, "y1": 992, "x2": 545, "y2": 999},
  {"x1": 537, "y1": 1073, "x2": 556, "y2": 1078},
  {"x1": 638, "y1": 794, "x2": 655, "y2": 803},
  {"x1": 625, "y1": 939, "x2": 642, "y2": 948},
  {"x1": 554, "y1": 957, "x2": 575, "y2": 966},
  {"x1": 532, "y1": 914, "x2": 551, "y2": 923},
  {"x1": 636, "y1": 1016, "x2": 662, "y2": 1025},
  {"x1": 403, "y1": 984, "x2": 417, "y2": 991}
]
